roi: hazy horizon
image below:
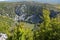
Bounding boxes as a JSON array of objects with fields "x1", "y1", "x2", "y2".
[{"x1": 0, "y1": 0, "x2": 59, "y2": 4}]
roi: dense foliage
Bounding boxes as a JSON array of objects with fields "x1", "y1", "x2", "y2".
[{"x1": 0, "y1": 8, "x2": 60, "y2": 40}]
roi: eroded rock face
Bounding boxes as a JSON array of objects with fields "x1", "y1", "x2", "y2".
[
  {"x1": 50, "y1": 10, "x2": 60, "y2": 18},
  {"x1": 15, "y1": 4, "x2": 60, "y2": 24},
  {"x1": 0, "y1": 33, "x2": 8, "y2": 40}
]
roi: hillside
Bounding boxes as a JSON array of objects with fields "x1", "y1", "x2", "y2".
[
  {"x1": 0, "y1": 2, "x2": 60, "y2": 40},
  {"x1": 0, "y1": 2, "x2": 60, "y2": 18}
]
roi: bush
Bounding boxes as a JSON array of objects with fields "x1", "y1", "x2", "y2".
[{"x1": 0, "y1": 8, "x2": 60, "y2": 40}]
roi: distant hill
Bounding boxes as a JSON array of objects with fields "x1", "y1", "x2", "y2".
[
  {"x1": 0, "y1": 2, "x2": 60, "y2": 24},
  {"x1": 54, "y1": 5, "x2": 60, "y2": 9}
]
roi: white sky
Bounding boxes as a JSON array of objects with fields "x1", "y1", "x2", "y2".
[{"x1": 0, "y1": 0, "x2": 5, "y2": 1}]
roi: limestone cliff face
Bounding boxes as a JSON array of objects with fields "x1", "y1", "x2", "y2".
[
  {"x1": 0, "y1": 2, "x2": 60, "y2": 24},
  {"x1": 15, "y1": 3, "x2": 60, "y2": 24}
]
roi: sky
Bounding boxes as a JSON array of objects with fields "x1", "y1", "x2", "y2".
[{"x1": 0, "y1": 0, "x2": 60, "y2": 4}]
